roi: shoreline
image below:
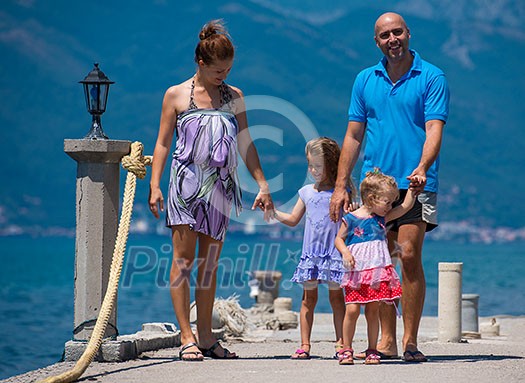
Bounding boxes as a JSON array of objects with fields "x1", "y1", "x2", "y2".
[
  {"x1": 1, "y1": 236, "x2": 524, "y2": 381},
  {"x1": 3, "y1": 314, "x2": 524, "y2": 383}
]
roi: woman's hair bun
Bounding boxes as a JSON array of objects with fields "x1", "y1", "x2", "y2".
[
  {"x1": 199, "y1": 19, "x2": 227, "y2": 40},
  {"x1": 195, "y1": 19, "x2": 234, "y2": 64}
]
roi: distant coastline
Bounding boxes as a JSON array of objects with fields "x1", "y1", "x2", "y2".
[{"x1": 1, "y1": 211, "x2": 524, "y2": 245}]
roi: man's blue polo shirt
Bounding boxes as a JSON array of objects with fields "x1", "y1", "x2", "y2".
[{"x1": 348, "y1": 50, "x2": 449, "y2": 192}]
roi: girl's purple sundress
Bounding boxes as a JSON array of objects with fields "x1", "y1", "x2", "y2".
[{"x1": 291, "y1": 184, "x2": 346, "y2": 284}]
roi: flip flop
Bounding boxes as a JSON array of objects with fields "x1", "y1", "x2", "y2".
[
  {"x1": 403, "y1": 349, "x2": 428, "y2": 363},
  {"x1": 199, "y1": 341, "x2": 239, "y2": 359},
  {"x1": 355, "y1": 350, "x2": 399, "y2": 359},
  {"x1": 179, "y1": 342, "x2": 204, "y2": 362}
]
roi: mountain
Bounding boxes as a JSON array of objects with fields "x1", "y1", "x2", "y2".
[{"x1": 0, "y1": 0, "x2": 524, "y2": 237}]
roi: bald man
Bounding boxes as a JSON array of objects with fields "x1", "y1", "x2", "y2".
[{"x1": 330, "y1": 12, "x2": 449, "y2": 363}]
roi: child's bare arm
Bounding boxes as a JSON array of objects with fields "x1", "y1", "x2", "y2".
[
  {"x1": 385, "y1": 188, "x2": 418, "y2": 222},
  {"x1": 273, "y1": 198, "x2": 305, "y2": 227},
  {"x1": 335, "y1": 222, "x2": 355, "y2": 269}
]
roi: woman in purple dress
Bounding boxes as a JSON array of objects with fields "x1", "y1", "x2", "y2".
[{"x1": 149, "y1": 20, "x2": 274, "y2": 361}]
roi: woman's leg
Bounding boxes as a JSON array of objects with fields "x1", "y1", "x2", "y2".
[
  {"x1": 169, "y1": 225, "x2": 200, "y2": 358},
  {"x1": 292, "y1": 280, "x2": 318, "y2": 358},
  {"x1": 193, "y1": 233, "x2": 237, "y2": 357},
  {"x1": 328, "y1": 283, "x2": 345, "y2": 347}
]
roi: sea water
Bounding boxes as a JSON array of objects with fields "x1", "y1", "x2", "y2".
[{"x1": 1, "y1": 235, "x2": 524, "y2": 379}]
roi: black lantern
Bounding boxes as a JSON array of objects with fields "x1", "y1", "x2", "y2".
[{"x1": 79, "y1": 63, "x2": 115, "y2": 140}]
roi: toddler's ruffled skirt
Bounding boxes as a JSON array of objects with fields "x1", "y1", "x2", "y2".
[{"x1": 341, "y1": 265, "x2": 402, "y2": 304}]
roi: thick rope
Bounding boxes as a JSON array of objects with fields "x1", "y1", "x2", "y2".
[{"x1": 39, "y1": 141, "x2": 152, "y2": 383}]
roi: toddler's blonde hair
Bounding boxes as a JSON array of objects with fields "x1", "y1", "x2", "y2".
[{"x1": 360, "y1": 169, "x2": 399, "y2": 207}]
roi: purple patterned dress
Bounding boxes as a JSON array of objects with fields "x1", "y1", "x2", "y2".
[
  {"x1": 291, "y1": 185, "x2": 346, "y2": 284},
  {"x1": 166, "y1": 80, "x2": 242, "y2": 241}
]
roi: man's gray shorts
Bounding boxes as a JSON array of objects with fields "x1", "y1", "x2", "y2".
[{"x1": 387, "y1": 190, "x2": 438, "y2": 232}]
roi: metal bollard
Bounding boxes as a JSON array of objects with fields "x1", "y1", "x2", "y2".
[
  {"x1": 462, "y1": 293, "x2": 480, "y2": 336},
  {"x1": 438, "y1": 262, "x2": 463, "y2": 343}
]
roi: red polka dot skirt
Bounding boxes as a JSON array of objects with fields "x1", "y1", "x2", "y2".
[{"x1": 343, "y1": 280, "x2": 402, "y2": 304}]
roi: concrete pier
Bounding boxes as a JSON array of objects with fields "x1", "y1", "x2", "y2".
[
  {"x1": 64, "y1": 139, "x2": 131, "y2": 341},
  {"x1": 8, "y1": 314, "x2": 525, "y2": 383}
]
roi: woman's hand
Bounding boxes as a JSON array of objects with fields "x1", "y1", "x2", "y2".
[
  {"x1": 149, "y1": 186, "x2": 164, "y2": 219},
  {"x1": 251, "y1": 188, "x2": 275, "y2": 222}
]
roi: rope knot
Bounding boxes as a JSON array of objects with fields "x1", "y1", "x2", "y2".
[{"x1": 121, "y1": 141, "x2": 152, "y2": 179}]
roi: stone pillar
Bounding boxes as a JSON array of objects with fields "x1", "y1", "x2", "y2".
[
  {"x1": 253, "y1": 270, "x2": 282, "y2": 304},
  {"x1": 65, "y1": 139, "x2": 131, "y2": 341},
  {"x1": 438, "y1": 262, "x2": 463, "y2": 343}
]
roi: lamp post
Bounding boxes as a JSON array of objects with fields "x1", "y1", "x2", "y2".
[
  {"x1": 63, "y1": 62, "x2": 130, "y2": 346},
  {"x1": 79, "y1": 63, "x2": 114, "y2": 140}
]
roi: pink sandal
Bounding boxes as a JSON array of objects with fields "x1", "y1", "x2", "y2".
[
  {"x1": 338, "y1": 348, "x2": 354, "y2": 365},
  {"x1": 364, "y1": 349, "x2": 381, "y2": 365},
  {"x1": 291, "y1": 344, "x2": 311, "y2": 359}
]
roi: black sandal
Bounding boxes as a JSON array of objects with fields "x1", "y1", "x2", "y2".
[
  {"x1": 179, "y1": 342, "x2": 204, "y2": 361},
  {"x1": 403, "y1": 349, "x2": 428, "y2": 363},
  {"x1": 199, "y1": 341, "x2": 238, "y2": 359}
]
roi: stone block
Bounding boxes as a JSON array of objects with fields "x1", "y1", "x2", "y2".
[
  {"x1": 141, "y1": 322, "x2": 178, "y2": 333},
  {"x1": 64, "y1": 339, "x2": 137, "y2": 362}
]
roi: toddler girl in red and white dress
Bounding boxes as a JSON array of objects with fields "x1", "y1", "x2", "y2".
[{"x1": 335, "y1": 170, "x2": 421, "y2": 365}]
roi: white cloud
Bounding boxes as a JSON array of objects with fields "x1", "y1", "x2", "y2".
[
  {"x1": 442, "y1": 33, "x2": 474, "y2": 69},
  {"x1": 15, "y1": 0, "x2": 36, "y2": 8},
  {"x1": 0, "y1": 11, "x2": 95, "y2": 83},
  {"x1": 248, "y1": 0, "x2": 348, "y2": 26},
  {"x1": 396, "y1": 0, "x2": 525, "y2": 68},
  {"x1": 248, "y1": 0, "x2": 524, "y2": 68}
]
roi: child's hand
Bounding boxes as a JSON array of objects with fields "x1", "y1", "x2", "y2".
[
  {"x1": 343, "y1": 252, "x2": 355, "y2": 269},
  {"x1": 408, "y1": 187, "x2": 421, "y2": 199},
  {"x1": 410, "y1": 174, "x2": 424, "y2": 184},
  {"x1": 407, "y1": 174, "x2": 425, "y2": 194}
]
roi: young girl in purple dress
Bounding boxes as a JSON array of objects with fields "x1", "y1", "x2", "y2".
[{"x1": 273, "y1": 137, "x2": 354, "y2": 359}]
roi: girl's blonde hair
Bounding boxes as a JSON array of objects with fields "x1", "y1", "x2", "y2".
[
  {"x1": 360, "y1": 169, "x2": 399, "y2": 207},
  {"x1": 305, "y1": 137, "x2": 355, "y2": 193}
]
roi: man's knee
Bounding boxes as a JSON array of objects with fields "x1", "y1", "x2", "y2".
[
  {"x1": 396, "y1": 226, "x2": 425, "y2": 271},
  {"x1": 399, "y1": 243, "x2": 421, "y2": 268}
]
